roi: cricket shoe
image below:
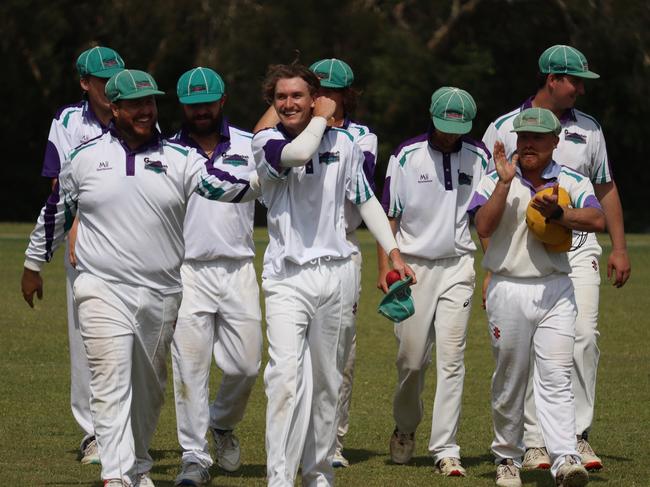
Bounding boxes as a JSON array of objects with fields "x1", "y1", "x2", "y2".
[
  {"x1": 496, "y1": 458, "x2": 521, "y2": 487},
  {"x1": 577, "y1": 437, "x2": 602, "y2": 471},
  {"x1": 174, "y1": 463, "x2": 210, "y2": 486},
  {"x1": 436, "y1": 457, "x2": 466, "y2": 477},
  {"x1": 332, "y1": 447, "x2": 350, "y2": 468},
  {"x1": 135, "y1": 472, "x2": 155, "y2": 487},
  {"x1": 103, "y1": 481, "x2": 126, "y2": 487},
  {"x1": 522, "y1": 447, "x2": 551, "y2": 470},
  {"x1": 389, "y1": 428, "x2": 415, "y2": 464},
  {"x1": 212, "y1": 428, "x2": 241, "y2": 472},
  {"x1": 80, "y1": 436, "x2": 101, "y2": 465},
  {"x1": 555, "y1": 455, "x2": 589, "y2": 487}
]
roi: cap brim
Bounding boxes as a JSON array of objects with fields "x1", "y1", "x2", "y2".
[
  {"x1": 118, "y1": 89, "x2": 166, "y2": 100},
  {"x1": 178, "y1": 93, "x2": 224, "y2": 104},
  {"x1": 432, "y1": 117, "x2": 472, "y2": 135},
  {"x1": 90, "y1": 67, "x2": 125, "y2": 79},
  {"x1": 568, "y1": 70, "x2": 600, "y2": 79},
  {"x1": 511, "y1": 126, "x2": 557, "y2": 134}
]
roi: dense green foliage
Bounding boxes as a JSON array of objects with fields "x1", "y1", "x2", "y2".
[{"x1": 2, "y1": 1, "x2": 648, "y2": 229}]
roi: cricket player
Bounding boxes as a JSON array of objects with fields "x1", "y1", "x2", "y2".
[
  {"x1": 471, "y1": 107, "x2": 605, "y2": 487},
  {"x1": 482, "y1": 45, "x2": 631, "y2": 470},
  {"x1": 252, "y1": 63, "x2": 415, "y2": 487},
  {"x1": 40, "y1": 45, "x2": 125, "y2": 465},
  {"x1": 379, "y1": 87, "x2": 489, "y2": 477},
  {"x1": 255, "y1": 58, "x2": 378, "y2": 469},
  {"x1": 21, "y1": 69, "x2": 260, "y2": 487},
  {"x1": 169, "y1": 67, "x2": 262, "y2": 487}
]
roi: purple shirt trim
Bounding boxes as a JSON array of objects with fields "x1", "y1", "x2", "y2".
[
  {"x1": 442, "y1": 152, "x2": 453, "y2": 190},
  {"x1": 381, "y1": 176, "x2": 391, "y2": 213},
  {"x1": 461, "y1": 135, "x2": 492, "y2": 159},
  {"x1": 174, "y1": 117, "x2": 232, "y2": 162},
  {"x1": 467, "y1": 192, "x2": 488, "y2": 215},
  {"x1": 391, "y1": 133, "x2": 428, "y2": 157},
  {"x1": 109, "y1": 125, "x2": 162, "y2": 176},
  {"x1": 521, "y1": 95, "x2": 576, "y2": 123},
  {"x1": 263, "y1": 139, "x2": 290, "y2": 174},
  {"x1": 363, "y1": 151, "x2": 377, "y2": 191},
  {"x1": 54, "y1": 101, "x2": 84, "y2": 120},
  {"x1": 44, "y1": 182, "x2": 61, "y2": 261},
  {"x1": 583, "y1": 195, "x2": 602, "y2": 210},
  {"x1": 41, "y1": 141, "x2": 61, "y2": 178},
  {"x1": 204, "y1": 161, "x2": 250, "y2": 187}
]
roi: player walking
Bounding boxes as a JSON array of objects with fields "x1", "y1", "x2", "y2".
[
  {"x1": 22, "y1": 69, "x2": 260, "y2": 487},
  {"x1": 482, "y1": 45, "x2": 631, "y2": 470},
  {"x1": 40, "y1": 45, "x2": 125, "y2": 465},
  {"x1": 169, "y1": 67, "x2": 262, "y2": 487},
  {"x1": 252, "y1": 63, "x2": 415, "y2": 487},
  {"x1": 471, "y1": 107, "x2": 605, "y2": 487},
  {"x1": 380, "y1": 87, "x2": 489, "y2": 477}
]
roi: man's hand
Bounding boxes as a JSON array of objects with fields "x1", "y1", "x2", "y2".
[
  {"x1": 377, "y1": 267, "x2": 390, "y2": 293},
  {"x1": 21, "y1": 268, "x2": 43, "y2": 308},
  {"x1": 607, "y1": 248, "x2": 631, "y2": 288},
  {"x1": 313, "y1": 96, "x2": 337, "y2": 122},
  {"x1": 531, "y1": 182, "x2": 562, "y2": 219},
  {"x1": 388, "y1": 248, "x2": 416, "y2": 284},
  {"x1": 493, "y1": 141, "x2": 517, "y2": 185}
]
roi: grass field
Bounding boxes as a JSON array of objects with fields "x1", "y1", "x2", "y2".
[{"x1": 1, "y1": 223, "x2": 649, "y2": 486}]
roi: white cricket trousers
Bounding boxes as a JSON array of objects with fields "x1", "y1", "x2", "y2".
[
  {"x1": 172, "y1": 259, "x2": 262, "y2": 467},
  {"x1": 393, "y1": 253, "x2": 475, "y2": 463},
  {"x1": 263, "y1": 258, "x2": 357, "y2": 487},
  {"x1": 523, "y1": 250, "x2": 601, "y2": 446},
  {"x1": 487, "y1": 273, "x2": 580, "y2": 478},
  {"x1": 73, "y1": 272, "x2": 180, "y2": 484},
  {"x1": 335, "y1": 236, "x2": 363, "y2": 452},
  {"x1": 64, "y1": 246, "x2": 94, "y2": 442}
]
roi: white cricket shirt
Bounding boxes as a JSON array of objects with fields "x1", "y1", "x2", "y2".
[
  {"x1": 26, "y1": 128, "x2": 256, "y2": 292},
  {"x1": 252, "y1": 124, "x2": 374, "y2": 278},
  {"x1": 382, "y1": 131, "x2": 490, "y2": 260},
  {"x1": 169, "y1": 120, "x2": 256, "y2": 261},
  {"x1": 468, "y1": 161, "x2": 602, "y2": 278},
  {"x1": 482, "y1": 97, "x2": 611, "y2": 261}
]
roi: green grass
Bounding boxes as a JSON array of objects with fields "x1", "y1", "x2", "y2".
[{"x1": 1, "y1": 224, "x2": 649, "y2": 486}]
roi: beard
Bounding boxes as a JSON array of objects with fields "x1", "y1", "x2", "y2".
[{"x1": 186, "y1": 114, "x2": 221, "y2": 136}]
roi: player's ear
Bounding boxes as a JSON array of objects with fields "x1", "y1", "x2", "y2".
[
  {"x1": 220, "y1": 95, "x2": 228, "y2": 108},
  {"x1": 110, "y1": 101, "x2": 119, "y2": 118},
  {"x1": 80, "y1": 76, "x2": 90, "y2": 92}
]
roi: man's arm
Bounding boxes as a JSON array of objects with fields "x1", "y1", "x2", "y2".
[
  {"x1": 253, "y1": 105, "x2": 280, "y2": 134},
  {"x1": 594, "y1": 181, "x2": 630, "y2": 287},
  {"x1": 377, "y1": 217, "x2": 399, "y2": 293},
  {"x1": 531, "y1": 183, "x2": 605, "y2": 233}
]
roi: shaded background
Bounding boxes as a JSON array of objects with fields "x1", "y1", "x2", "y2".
[{"x1": 3, "y1": 0, "x2": 648, "y2": 230}]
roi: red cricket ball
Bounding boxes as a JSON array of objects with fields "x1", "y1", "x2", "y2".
[{"x1": 386, "y1": 269, "x2": 401, "y2": 287}]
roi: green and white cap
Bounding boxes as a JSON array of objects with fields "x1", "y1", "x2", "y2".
[
  {"x1": 511, "y1": 107, "x2": 561, "y2": 135},
  {"x1": 309, "y1": 58, "x2": 354, "y2": 88},
  {"x1": 105, "y1": 70, "x2": 165, "y2": 102},
  {"x1": 429, "y1": 87, "x2": 476, "y2": 134},
  {"x1": 76, "y1": 46, "x2": 125, "y2": 79},
  {"x1": 538, "y1": 45, "x2": 599, "y2": 79},
  {"x1": 176, "y1": 67, "x2": 225, "y2": 104},
  {"x1": 378, "y1": 276, "x2": 415, "y2": 322}
]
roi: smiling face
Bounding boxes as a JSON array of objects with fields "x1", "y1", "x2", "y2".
[
  {"x1": 182, "y1": 99, "x2": 225, "y2": 136},
  {"x1": 111, "y1": 96, "x2": 158, "y2": 147},
  {"x1": 548, "y1": 74, "x2": 585, "y2": 111},
  {"x1": 273, "y1": 77, "x2": 315, "y2": 136},
  {"x1": 516, "y1": 131, "x2": 558, "y2": 172}
]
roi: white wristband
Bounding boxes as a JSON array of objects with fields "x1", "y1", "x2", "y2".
[{"x1": 24, "y1": 258, "x2": 44, "y2": 272}]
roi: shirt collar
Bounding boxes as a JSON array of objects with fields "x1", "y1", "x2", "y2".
[
  {"x1": 521, "y1": 95, "x2": 577, "y2": 123},
  {"x1": 516, "y1": 159, "x2": 561, "y2": 194},
  {"x1": 109, "y1": 122, "x2": 163, "y2": 154},
  {"x1": 178, "y1": 117, "x2": 231, "y2": 159}
]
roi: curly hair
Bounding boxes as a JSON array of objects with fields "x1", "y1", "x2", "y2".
[{"x1": 262, "y1": 63, "x2": 320, "y2": 105}]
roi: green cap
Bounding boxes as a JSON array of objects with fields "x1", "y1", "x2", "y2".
[
  {"x1": 378, "y1": 277, "x2": 415, "y2": 322},
  {"x1": 76, "y1": 46, "x2": 125, "y2": 79},
  {"x1": 309, "y1": 58, "x2": 354, "y2": 88},
  {"x1": 105, "y1": 70, "x2": 165, "y2": 102},
  {"x1": 511, "y1": 107, "x2": 561, "y2": 135},
  {"x1": 429, "y1": 87, "x2": 476, "y2": 135},
  {"x1": 176, "y1": 67, "x2": 226, "y2": 104},
  {"x1": 538, "y1": 45, "x2": 600, "y2": 79}
]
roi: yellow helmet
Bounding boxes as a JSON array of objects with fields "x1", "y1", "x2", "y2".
[{"x1": 526, "y1": 186, "x2": 572, "y2": 252}]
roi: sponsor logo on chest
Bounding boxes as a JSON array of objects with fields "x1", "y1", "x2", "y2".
[
  {"x1": 223, "y1": 153, "x2": 249, "y2": 166},
  {"x1": 564, "y1": 129, "x2": 587, "y2": 144},
  {"x1": 144, "y1": 157, "x2": 168, "y2": 174},
  {"x1": 97, "y1": 161, "x2": 112, "y2": 171},
  {"x1": 319, "y1": 151, "x2": 340, "y2": 164},
  {"x1": 418, "y1": 173, "x2": 433, "y2": 183}
]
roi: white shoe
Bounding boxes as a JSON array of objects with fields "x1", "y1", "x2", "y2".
[
  {"x1": 556, "y1": 455, "x2": 589, "y2": 487},
  {"x1": 522, "y1": 447, "x2": 551, "y2": 470},
  {"x1": 212, "y1": 429, "x2": 241, "y2": 472},
  {"x1": 389, "y1": 428, "x2": 415, "y2": 464},
  {"x1": 80, "y1": 436, "x2": 101, "y2": 465},
  {"x1": 577, "y1": 437, "x2": 602, "y2": 471},
  {"x1": 436, "y1": 457, "x2": 466, "y2": 477},
  {"x1": 103, "y1": 481, "x2": 125, "y2": 487},
  {"x1": 332, "y1": 448, "x2": 350, "y2": 468},
  {"x1": 135, "y1": 472, "x2": 155, "y2": 487},
  {"x1": 496, "y1": 458, "x2": 521, "y2": 487},
  {"x1": 174, "y1": 463, "x2": 210, "y2": 486}
]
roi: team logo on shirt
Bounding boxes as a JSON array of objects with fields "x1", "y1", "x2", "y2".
[
  {"x1": 223, "y1": 154, "x2": 249, "y2": 166},
  {"x1": 418, "y1": 173, "x2": 432, "y2": 183},
  {"x1": 97, "y1": 161, "x2": 112, "y2": 171},
  {"x1": 564, "y1": 129, "x2": 587, "y2": 144},
  {"x1": 458, "y1": 172, "x2": 473, "y2": 186},
  {"x1": 319, "y1": 151, "x2": 340, "y2": 164},
  {"x1": 144, "y1": 157, "x2": 168, "y2": 174}
]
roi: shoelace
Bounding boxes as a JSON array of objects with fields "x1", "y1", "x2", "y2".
[
  {"x1": 498, "y1": 461, "x2": 518, "y2": 478},
  {"x1": 443, "y1": 458, "x2": 461, "y2": 467},
  {"x1": 528, "y1": 447, "x2": 547, "y2": 460},
  {"x1": 577, "y1": 439, "x2": 595, "y2": 455}
]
